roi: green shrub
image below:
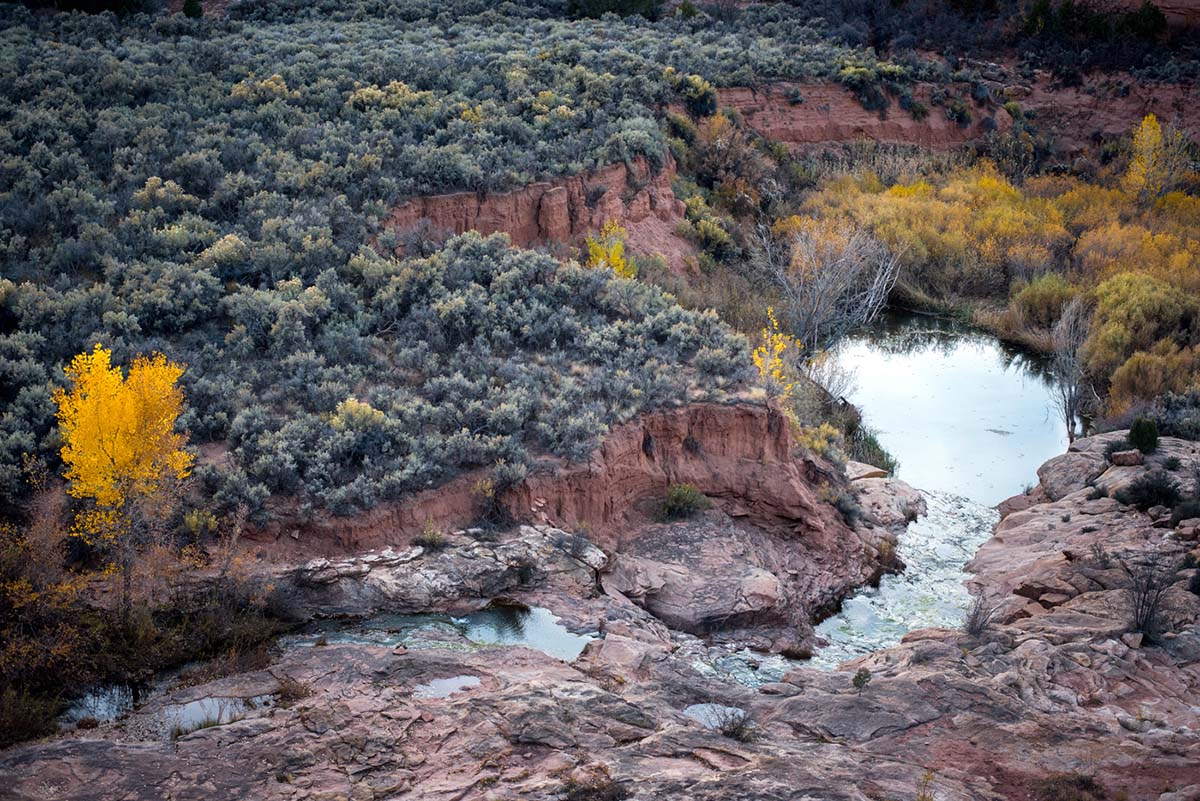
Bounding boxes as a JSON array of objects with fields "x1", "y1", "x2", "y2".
[
  {"x1": 1103, "y1": 438, "x2": 1132, "y2": 460},
  {"x1": 1011, "y1": 274, "x2": 1076, "y2": 329},
  {"x1": 413, "y1": 522, "x2": 447, "y2": 552},
  {"x1": 946, "y1": 99, "x2": 972, "y2": 127},
  {"x1": 846, "y1": 427, "x2": 898, "y2": 475},
  {"x1": 1128, "y1": 417, "x2": 1159, "y2": 453},
  {"x1": 659, "y1": 483, "x2": 710, "y2": 520},
  {"x1": 852, "y1": 667, "x2": 871, "y2": 692},
  {"x1": 1170, "y1": 499, "x2": 1200, "y2": 526},
  {"x1": 0, "y1": 687, "x2": 60, "y2": 748},
  {"x1": 1116, "y1": 471, "x2": 1181, "y2": 510}
]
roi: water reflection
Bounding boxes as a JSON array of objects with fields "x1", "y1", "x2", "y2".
[
  {"x1": 283, "y1": 603, "x2": 594, "y2": 662},
  {"x1": 805, "y1": 312, "x2": 1067, "y2": 668},
  {"x1": 836, "y1": 311, "x2": 1068, "y2": 505}
]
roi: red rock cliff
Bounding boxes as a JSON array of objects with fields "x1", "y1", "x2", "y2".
[
  {"x1": 379, "y1": 155, "x2": 694, "y2": 272},
  {"x1": 722, "y1": 79, "x2": 1200, "y2": 156},
  {"x1": 251, "y1": 400, "x2": 851, "y2": 557},
  {"x1": 718, "y1": 83, "x2": 1013, "y2": 150}
]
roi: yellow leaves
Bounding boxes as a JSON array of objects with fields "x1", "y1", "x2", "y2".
[
  {"x1": 796, "y1": 422, "x2": 842, "y2": 458},
  {"x1": 52, "y1": 344, "x2": 192, "y2": 539},
  {"x1": 331, "y1": 397, "x2": 386, "y2": 431},
  {"x1": 1123, "y1": 114, "x2": 1189, "y2": 206},
  {"x1": 584, "y1": 220, "x2": 637, "y2": 279},
  {"x1": 346, "y1": 80, "x2": 434, "y2": 111},
  {"x1": 752, "y1": 306, "x2": 801, "y2": 402},
  {"x1": 231, "y1": 72, "x2": 299, "y2": 103}
]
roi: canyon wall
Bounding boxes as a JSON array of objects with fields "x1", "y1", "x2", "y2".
[
  {"x1": 378, "y1": 154, "x2": 695, "y2": 272},
  {"x1": 718, "y1": 83, "x2": 1013, "y2": 150},
  {"x1": 252, "y1": 400, "x2": 849, "y2": 556},
  {"x1": 722, "y1": 79, "x2": 1200, "y2": 156}
]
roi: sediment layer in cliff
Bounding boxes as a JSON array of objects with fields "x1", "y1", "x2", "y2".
[
  {"x1": 378, "y1": 154, "x2": 695, "y2": 273},
  {"x1": 721, "y1": 78, "x2": 1200, "y2": 155}
]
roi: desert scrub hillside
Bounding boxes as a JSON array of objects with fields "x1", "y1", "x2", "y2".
[
  {"x1": 0, "y1": 0, "x2": 942, "y2": 507},
  {"x1": 4, "y1": 232, "x2": 749, "y2": 516}
]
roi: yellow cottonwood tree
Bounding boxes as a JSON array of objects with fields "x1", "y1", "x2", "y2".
[
  {"x1": 1123, "y1": 114, "x2": 1188, "y2": 206},
  {"x1": 53, "y1": 344, "x2": 193, "y2": 620}
]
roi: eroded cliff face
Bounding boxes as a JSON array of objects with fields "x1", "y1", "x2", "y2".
[
  {"x1": 721, "y1": 78, "x2": 1200, "y2": 156},
  {"x1": 718, "y1": 83, "x2": 1014, "y2": 150},
  {"x1": 253, "y1": 401, "x2": 874, "y2": 554},
  {"x1": 257, "y1": 400, "x2": 921, "y2": 654},
  {"x1": 378, "y1": 154, "x2": 695, "y2": 272}
]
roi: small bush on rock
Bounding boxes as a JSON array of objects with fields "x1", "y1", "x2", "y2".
[
  {"x1": 563, "y1": 766, "x2": 630, "y2": 801},
  {"x1": 1129, "y1": 417, "x2": 1159, "y2": 453},
  {"x1": 277, "y1": 677, "x2": 313, "y2": 708},
  {"x1": 1103, "y1": 438, "x2": 1132, "y2": 461},
  {"x1": 1117, "y1": 471, "x2": 1181, "y2": 511},
  {"x1": 413, "y1": 522, "x2": 447, "y2": 552},
  {"x1": 852, "y1": 667, "x2": 872, "y2": 693},
  {"x1": 1034, "y1": 772, "x2": 1107, "y2": 801},
  {"x1": 659, "y1": 483, "x2": 710, "y2": 521},
  {"x1": 1121, "y1": 552, "x2": 1177, "y2": 639},
  {"x1": 963, "y1": 595, "x2": 997, "y2": 638},
  {"x1": 710, "y1": 706, "x2": 757, "y2": 742},
  {"x1": 1170, "y1": 499, "x2": 1200, "y2": 527}
]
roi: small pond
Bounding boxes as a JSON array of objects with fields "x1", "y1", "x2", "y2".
[{"x1": 808, "y1": 312, "x2": 1070, "y2": 667}]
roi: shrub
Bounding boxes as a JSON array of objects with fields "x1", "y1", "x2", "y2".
[
  {"x1": 1116, "y1": 471, "x2": 1181, "y2": 511},
  {"x1": 1154, "y1": 390, "x2": 1200, "y2": 440},
  {"x1": 563, "y1": 766, "x2": 630, "y2": 801},
  {"x1": 1128, "y1": 417, "x2": 1159, "y2": 453},
  {"x1": 277, "y1": 677, "x2": 313, "y2": 707},
  {"x1": 1121, "y1": 552, "x2": 1177, "y2": 639},
  {"x1": 962, "y1": 595, "x2": 997, "y2": 638},
  {"x1": 851, "y1": 667, "x2": 871, "y2": 692},
  {"x1": 413, "y1": 522, "x2": 448, "y2": 552},
  {"x1": 553, "y1": 531, "x2": 593, "y2": 561},
  {"x1": 0, "y1": 687, "x2": 60, "y2": 748},
  {"x1": 710, "y1": 706, "x2": 756, "y2": 742},
  {"x1": 846, "y1": 427, "x2": 898, "y2": 475},
  {"x1": 1170, "y1": 499, "x2": 1200, "y2": 527},
  {"x1": 946, "y1": 100, "x2": 972, "y2": 127},
  {"x1": 659, "y1": 483, "x2": 710, "y2": 521},
  {"x1": 1012, "y1": 274, "x2": 1077, "y2": 329},
  {"x1": 1034, "y1": 772, "x2": 1107, "y2": 801},
  {"x1": 1103, "y1": 438, "x2": 1132, "y2": 461}
]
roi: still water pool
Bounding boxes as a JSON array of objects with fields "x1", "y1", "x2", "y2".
[{"x1": 809, "y1": 313, "x2": 1069, "y2": 667}]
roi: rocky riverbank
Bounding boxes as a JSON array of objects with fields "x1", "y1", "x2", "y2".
[{"x1": 2, "y1": 432, "x2": 1198, "y2": 801}]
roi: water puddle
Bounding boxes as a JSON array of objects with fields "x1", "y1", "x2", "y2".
[
  {"x1": 284, "y1": 603, "x2": 594, "y2": 661},
  {"x1": 162, "y1": 695, "x2": 274, "y2": 738},
  {"x1": 412, "y1": 675, "x2": 481, "y2": 699}
]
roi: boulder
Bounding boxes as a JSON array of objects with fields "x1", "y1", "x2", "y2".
[{"x1": 1110, "y1": 449, "x2": 1144, "y2": 466}]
